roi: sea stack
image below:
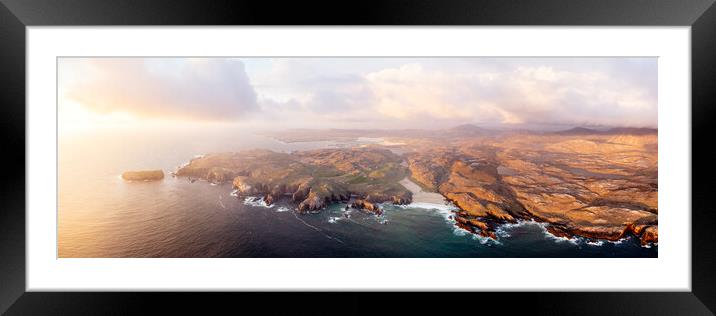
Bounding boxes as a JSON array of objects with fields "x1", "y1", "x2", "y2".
[{"x1": 121, "y1": 170, "x2": 164, "y2": 181}]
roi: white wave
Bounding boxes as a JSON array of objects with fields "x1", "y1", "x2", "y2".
[
  {"x1": 276, "y1": 206, "x2": 291, "y2": 213},
  {"x1": 328, "y1": 216, "x2": 347, "y2": 224},
  {"x1": 525, "y1": 221, "x2": 636, "y2": 247},
  {"x1": 450, "y1": 224, "x2": 500, "y2": 245},
  {"x1": 243, "y1": 196, "x2": 274, "y2": 208},
  {"x1": 404, "y1": 202, "x2": 459, "y2": 212},
  {"x1": 472, "y1": 233, "x2": 501, "y2": 245},
  {"x1": 394, "y1": 202, "x2": 459, "y2": 225},
  {"x1": 494, "y1": 219, "x2": 581, "y2": 245},
  {"x1": 495, "y1": 223, "x2": 518, "y2": 238},
  {"x1": 395, "y1": 201, "x2": 506, "y2": 244},
  {"x1": 452, "y1": 226, "x2": 469, "y2": 236},
  {"x1": 609, "y1": 238, "x2": 626, "y2": 245},
  {"x1": 542, "y1": 230, "x2": 580, "y2": 245},
  {"x1": 229, "y1": 189, "x2": 239, "y2": 197},
  {"x1": 495, "y1": 220, "x2": 536, "y2": 238}
]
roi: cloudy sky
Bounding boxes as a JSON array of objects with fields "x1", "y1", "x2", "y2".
[{"x1": 58, "y1": 57, "x2": 657, "y2": 131}]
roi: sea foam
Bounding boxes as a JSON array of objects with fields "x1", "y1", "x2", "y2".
[
  {"x1": 243, "y1": 196, "x2": 274, "y2": 208},
  {"x1": 395, "y1": 202, "x2": 459, "y2": 223},
  {"x1": 328, "y1": 216, "x2": 347, "y2": 224},
  {"x1": 494, "y1": 219, "x2": 583, "y2": 245}
]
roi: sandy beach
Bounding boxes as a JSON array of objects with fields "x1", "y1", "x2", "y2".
[{"x1": 399, "y1": 177, "x2": 448, "y2": 204}]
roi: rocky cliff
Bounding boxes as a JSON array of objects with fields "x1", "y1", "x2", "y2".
[
  {"x1": 175, "y1": 130, "x2": 658, "y2": 246},
  {"x1": 406, "y1": 133, "x2": 658, "y2": 245},
  {"x1": 177, "y1": 148, "x2": 412, "y2": 213}
]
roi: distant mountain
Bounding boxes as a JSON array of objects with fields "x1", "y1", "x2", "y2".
[
  {"x1": 604, "y1": 127, "x2": 657, "y2": 135},
  {"x1": 554, "y1": 127, "x2": 600, "y2": 135},
  {"x1": 445, "y1": 124, "x2": 494, "y2": 136},
  {"x1": 553, "y1": 127, "x2": 657, "y2": 136},
  {"x1": 266, "y1": 125, "x2": 656, "y2": 143},
  {"x1": 450, "y1": 123, "x2": 486, "y2": 132}
]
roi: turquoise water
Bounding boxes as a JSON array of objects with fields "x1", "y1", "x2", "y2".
[{"x1": 58, "y1": 127, "x2": 657, "y2": 258}]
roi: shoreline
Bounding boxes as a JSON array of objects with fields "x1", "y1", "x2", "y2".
[
  {"x1": 398, "y1": 177, "x2": 449, "y2": 205},
  {"x1": 176, "y1": 147, "x2": 657, "y2": 248}
]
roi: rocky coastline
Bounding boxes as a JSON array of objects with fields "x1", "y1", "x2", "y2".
[
  {"x1": 176, "y1": 148, "x2": 412, "y2": 215},
  {"x1": 173, "y1": 129, "x2": 658, "y2": 246}
]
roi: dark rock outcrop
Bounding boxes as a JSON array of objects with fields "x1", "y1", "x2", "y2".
[
  {"x1": 297, "y1": 192, "x2": 326, "y2": 213},
  {"x1": 349, "y1": 199, "x2": 383, "y2": 215}
]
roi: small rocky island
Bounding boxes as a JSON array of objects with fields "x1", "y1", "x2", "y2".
[
  {"x1": 121, "y1": 170, "x2": 165, "y2": 181},
  {"x1": 172, "y1": 126, "x2": 659, "y2": 246}
]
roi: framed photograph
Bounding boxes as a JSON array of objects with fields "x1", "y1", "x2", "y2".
[{"x1": 2, "y1": 0, "x2": 715, "y2": 314}]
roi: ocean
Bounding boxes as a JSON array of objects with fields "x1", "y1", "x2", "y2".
[{"x1": 58, "y1": 126, "x2": 657, "y2": 258}]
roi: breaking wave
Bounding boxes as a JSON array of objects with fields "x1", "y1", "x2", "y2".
[
  {"x1": 394, "y1": 202, "x2": 459, "y2": 223},
  {"x1": 452, "y1": 227, "x2": 469, "y2": 236},
  {"x1": 493, "y1": 219, "x2": 581, "y2": 245},
  {"x1": 471, "y1": 233, "x2": 500, "y2": 245},
  {"x1": 494, "y1": 220, "x2": 539, "y2": 238},
  {"x1": 544, "y1": 233, "x2": 581, "y2": 245},
  {"x1": 495, "y1": 220, "x2": 636, "y2": 247},
  {"x1": 328, "y1": 216, "x2": 347, "y2": 224},
  {"x1": 394, "y1": 202, "x2": 500, "y2": 244},
  {"x1": 243, "y1": 196, "x2": 274, "y2": 208}
]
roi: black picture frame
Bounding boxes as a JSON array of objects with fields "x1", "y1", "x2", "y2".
[{"x1": 1, "y1": 0, "x2": 715, "y2": 314}]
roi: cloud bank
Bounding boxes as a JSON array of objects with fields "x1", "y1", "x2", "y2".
[
  {"x1": 60, "y1": 58, "x2": 258, "y2": 121},
  {"x1": 59, "y1": 57, "x2": 657, "y2": 129}
]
